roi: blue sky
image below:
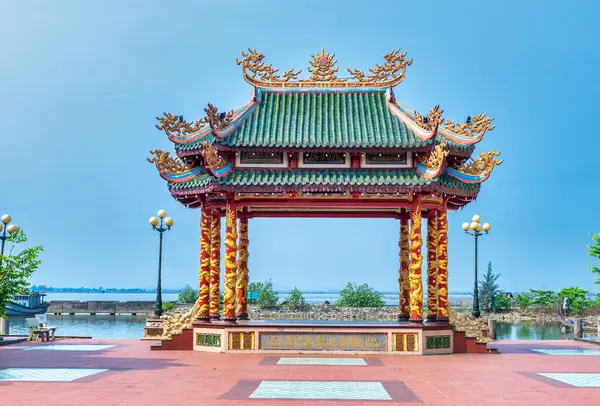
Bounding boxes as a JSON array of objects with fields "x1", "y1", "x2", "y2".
[{"x1": 1, "y1": 0, "x2": 599, "y2": 293}]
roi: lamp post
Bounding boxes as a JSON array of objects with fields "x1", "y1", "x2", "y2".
[
  {"x1": 149, "y1": 209, "x2": 174, "y2": 318},
  {"x1": 461, "y1": 214, "x2": 491, "y2": 318},
  {"x1": 0, "y1": 214, "x2": 20, "y2": 269}
]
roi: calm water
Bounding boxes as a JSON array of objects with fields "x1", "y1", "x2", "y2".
[
  {"x1": 42, "y1": 292, "x2": 473, "y2": 307},
  {"x1": 7, "y1": 315, "x2": 147, "y2": 339},
  {"x1": 496, "y1": 321, "x2": 597, "y2": 340},
  {"x1": 8, "y1": 316, "x2": 597, "y2": 341}
]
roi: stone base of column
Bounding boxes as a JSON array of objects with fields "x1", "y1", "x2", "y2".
[
  {"x1": 209, "y1": 314, "x2": 221, "y2": 320},
  {"x1": 426, "y1": 315, "x2": 437, "y2": 322},
  {"x1": 236, "y1": 313, "x2": 249, "y2": 320},
  {"x1": 435, "y1": 316, "x2": 449, "y2": 323},
  {"x1": 222, "y1": 316, "x2": 237, "y2": 323},
  {"x1": 397, "y1": 314, "x2": 409, "y2": 322},
  {"x1": 196, "y1": 316, "x2": 211, "y2": 323}
]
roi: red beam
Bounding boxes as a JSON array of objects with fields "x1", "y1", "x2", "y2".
[{"x1": 247, "y1": 211, "x2": 401, "y2": 219}]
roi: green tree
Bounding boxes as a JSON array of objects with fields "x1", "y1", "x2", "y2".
[
  {"x1": 337, "y1": 282, "x2": 384, "y2": 307},
  {"x1": 177, "y1": 284, "x2": 198, "y2": 304},
  {"x1": 492, "y1": 294, "x2": 512, "y2": 312},
  {"x1": 588, "y1": 233, "x2": 600, "y2": 283},
  {"x1": 558, "y1": 286, "x2": 590, "y2": 315},
  {"x1": 529, "y1": 289, "x2": 557, "y2": 308},
  {"x1": 286, "y1": 287, "x2": 306, "y2": 308},
  {"x1": 162, "y1": 301, "x2": 176, "y2": 312},
  {"x1": 257, "y1": 279, "x2": 279, "y2": 307},
  {"x1": 0, "y1": 231, "x2": 43, "y2": 319},
  {"x1": 515, "y1": 292, "x2": 533, "y2": 309},
  {"x1": 248, "y1": 281, "x2": 264, "y2": 304},
  {"x1": 479, "y1": 262, "x2": 501, "y2": 312}
]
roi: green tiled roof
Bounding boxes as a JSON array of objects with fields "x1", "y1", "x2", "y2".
[
  {"x1": 175, "y1": 91, "x2": 472, "y2": 153},
  {"x1": 170, "y1": 169, "x2": 479, "y2": 192},
  {"x1": 221, "y1": 92, "x2": 427, "y2": 148}
]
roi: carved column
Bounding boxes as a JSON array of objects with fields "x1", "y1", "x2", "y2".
[
  {"x1": 209, "y1": 213, "x2": 221, "y2": 320},
  {"x1": 222, "y1": 206, "x2": 238, "y2": 322},
  {"x1": 236, "y1": 215, "x2": 250, "y2": 320},
  {"x1": 398, "y1": 215, "x2": 410, "y2": 321},
  {"x1": 409, "y1": 201, "x2": 424, "y2": 323},
  {"x1": 197, "y1": 208, "x2": 212, "y2": 322},
  {"x1": 426, "y1": 210, "x2": 438, "y2": 321},
  {"x1": 436, "y1": 208, "x2": 449, "y2": 322}
]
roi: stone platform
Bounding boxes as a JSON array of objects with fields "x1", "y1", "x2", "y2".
[{"x1": 187, "y1": 320, "x2": 454, "y2": 355}]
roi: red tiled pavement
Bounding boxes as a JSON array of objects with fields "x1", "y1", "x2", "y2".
[{"x1": 0, "y1": 339, "x2": 599, "y2": 405}]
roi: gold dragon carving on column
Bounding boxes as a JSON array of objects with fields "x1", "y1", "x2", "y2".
[
  {"x1": 399, "y1": 217, "x2": 411, "y2": 319},
  {"x1": 426, "y1": 211, "x2": 438, "y2": 319},
  {"x1": 223, "y1": 207, "x2": 238, "y2": 320},
  {"x1": 197, "y1": 209, "x2": 212, "y2": 320},
  {"x1": 209, "y1": 215, "x2": 221, "y2": 319},
  {"x1": 409, "y1": 204, "x2": 424, "y2": 322},
  {"x1": 236, "y1": 217, "x2": 249, "y2": 318},
  {"x1": 436, "y1": 210, "x2": 449, "y2": 320}
]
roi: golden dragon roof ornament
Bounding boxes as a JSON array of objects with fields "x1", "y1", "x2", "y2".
[
  {"x1": 442, "y1": 113, "x2": 495, "y2": 138},
  {"x1": 156, "y1": 113, "x2": 207, "y2": 138},
  {"x1": 200, "y1": 142, "x2": 229, "y2": 171},
  {"x1": 414, "y1": 105, "x2": 444, "y2": 132},
  {"x1": 147, "y1": 149, "x2": 194, "y2": 175},
  {"x1": 237, "y1": 48, "x2": 412, "y2": 89},
  {"x1": 451, "y1": 151, "x2": 503, "y2": 176}
]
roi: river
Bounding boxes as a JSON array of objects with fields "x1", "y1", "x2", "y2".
[{"x1": 40, "y1": 292, "x2": 474, "y2": 307}]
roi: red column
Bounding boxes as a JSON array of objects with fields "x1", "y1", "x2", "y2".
[
  {"x1": 197, "y1": 208, "x2": 212, "y2": 322},
  {"x1": 236, "y1": 215, "x2": 249, "y2": 320},
  {"x1": 222, "y1": 206, "x2": 238, "y2": 322},
  {"x1": 398, "y1": 215, "x2": 410, "y2": 321},
  {"x1": 437, "y1": 208, "x2": 449, "y2": 322},
  {"x1": 409, "y1": 200, "x2": 424, "y2": 323},
  {"x1": 209, "y1": 213, "x2": 221, "y2": 320},
  {"x1": 426, "y1": 210, "x2": 438, "y2": 321}
]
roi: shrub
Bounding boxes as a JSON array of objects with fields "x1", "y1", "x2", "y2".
[
  {"x1": 177, "y1": 284, "x2": 198, "y2": 304},
  {"x1": 558, "y1": 286, "x2": 591, "y2": 315},
  {"x1": 529, "y1": 289, "x2": 557, "y2": 307},
  {"x1": 336, "y1": 282, "x2": 384, "y2": 307},
  {"x1": 492, "y1": 294, "x2": 512, "y2": 312},
  {"x1": 286, "y1": 287, "x2": 306, "y2": 308},
  {"x1": 257, "y1": 279, "x2": 279, "y2": 307},
  {"x1": 515, "y1": 292, "x2": 533, "y2": 309},
  {"x1": 162, "y1": 302, "x2": 176, "y2": 312}
]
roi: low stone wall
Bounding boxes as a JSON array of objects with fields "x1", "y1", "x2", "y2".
[
  {"x1": 249, "y1": 305, "x2": 399, "y2": 321},
  {"x1": 48, "y1": 300, "x2": 156, "y2": 314}
]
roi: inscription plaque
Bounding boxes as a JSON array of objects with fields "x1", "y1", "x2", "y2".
[{"x1": 259, "y1": 333, "x2": 387, "y2": 351}]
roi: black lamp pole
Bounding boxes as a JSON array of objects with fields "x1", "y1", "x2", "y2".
[
  {"x1": 462, "y1": 216, "x2": 491, "y2": 318},
  {"x1": 0, "y1": 215, "x2": 20, "y2": 270},
  {"x1": 472, "y1": 232, "x2": 480, "y2": 318},
  {"x1": 150, "y1": 211, "x2": 173, "y2": 318}
]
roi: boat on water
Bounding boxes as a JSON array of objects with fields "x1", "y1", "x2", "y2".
[{"x1": 6, "y1": 292, "x2": 49, "y2": 316}]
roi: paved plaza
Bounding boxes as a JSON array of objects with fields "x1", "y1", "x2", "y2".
[{"x1": 1, "y1": 339, "x2": 599, "y2": 405}]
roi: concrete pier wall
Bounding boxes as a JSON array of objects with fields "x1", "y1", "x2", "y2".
[{"x1": 47, "y1": 301, "x2": 156, "y2": 315}]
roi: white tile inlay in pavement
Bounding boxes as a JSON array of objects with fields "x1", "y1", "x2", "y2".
[
  {"x1": 249, "y1": 381, "x2": 392, "y2": 400},
  {"x1": 0, "y1": 368, "x2": 108, "y2": 382},
  {"x1": 25, "y1": 344, "x2": 115, "y2": 351},
  {"x1": 531, "y1": 348, "x2": 600, "y2": 356},
  {"x1": 276, "y1": 357, "x2": 367, "y2": 366},
  {"x1": 538, "y1": 373, "x2": 600, "y2": 387}
]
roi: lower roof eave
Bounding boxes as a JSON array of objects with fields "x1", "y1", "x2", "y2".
[
  {"x1": 169, "y1": 183, "x2": 479, "y2": 203},
  {"x1": 175, "y1": 144, "x2": 474, "y2": 159}
]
